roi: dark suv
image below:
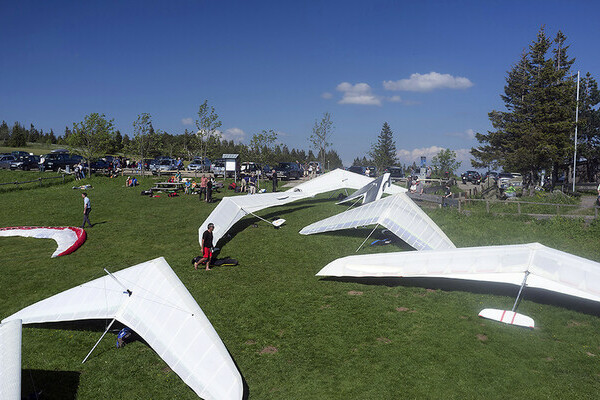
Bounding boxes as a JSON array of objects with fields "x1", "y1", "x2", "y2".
[
  {"x1": 42, "y1": 153, "x2": 83, "y2": 171},
  {"x1": 461, "y1": 170, "x2": 481, "y2": 184},
  {"x1": 274, "y1": 162, "x2": 302, "y2": 180}
]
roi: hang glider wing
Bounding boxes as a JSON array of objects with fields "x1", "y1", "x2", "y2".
[
  {"x1": 316, "y1": 243, "x2": 600, "y2": 303},
  {"x1": 300, "y1": 193, "x2": 456, "y2": 251},
  {"x1": 0, "y1": 319, "x2": 21, "y2": 400},
  {"x1": 198, "y1": 169, "x2": 406, "y2": 246},
  {"x1": 199, "y1": 192, "x2": 308, "y2": 245},
  {"x1": 288, "y1": 168, "x2": 406, "y2": 196},
  {"x1": 337, "y1": 173, "x2": 391, "y2": 205},
  {"x1": 0, "y1": 226, "x2": 86, "y2": 258},
  {"x1": 2, "y1": 257, "x2": 243, "y2": 400}
]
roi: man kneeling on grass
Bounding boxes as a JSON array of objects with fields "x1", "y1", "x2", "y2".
[{"x1": 195, "y1": 223, "x2": 215, "y2": 271}]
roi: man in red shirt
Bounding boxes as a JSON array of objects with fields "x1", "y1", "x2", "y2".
[{"x1": 195, "y1": 223, "x2": 214, "y2": 270}]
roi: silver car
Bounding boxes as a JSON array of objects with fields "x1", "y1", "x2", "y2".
[
  {"x1": 187, "y1": 157, "x2": 211, "y2": 171},
  {"x1": 151, "y1": 159, "x2": 177, "y2": 173},
  {"x1": 0, "y1": 154, "x2": 16, "y2": 169}
]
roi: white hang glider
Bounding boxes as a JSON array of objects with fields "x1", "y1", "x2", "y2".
[
  {"x1": 2, "y1": 257, "x2": 243, "y2": 400},
  {"x1": 337, "y1": 173, "x2": 392, "y2": 205},
  {"x1": 199, "y1": 191, "x2": 308, "y2": 245},
  {"x1": 316, "y1": 243, "x2": 600, "y2": 328},
  {"x1": 288, "y1": 168, "x2": 406, "y2": 196},
  {"x1": 300, "y1": 193, "x2": 456, "y2": 251},
  {"x1": 0, "y1": 226, "x2": 86, "y2": 258},
  {"x1": 199, "y1": 169, "x2": 406, "y2": 245},
  {"x1": 0, "y1": 319, "x2": 21, "y2": 400}
]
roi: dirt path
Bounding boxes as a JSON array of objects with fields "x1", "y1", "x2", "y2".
[{"x1": 579, "y1": 194, "x2": 598, "y2": 209}]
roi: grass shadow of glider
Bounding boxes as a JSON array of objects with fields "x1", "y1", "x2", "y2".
[
  {"x1": 25, "y1": 319, "x2": 249, "y2": 397},
  {"x1": 21, "y1": 369, "x2": 80, "y2": 400},
  {"x1": 215, "y1": 204, "x2": 317, "y2": 248},
  {"x1": 319, "y1": 276, "x2": 600, "y2": 317}
]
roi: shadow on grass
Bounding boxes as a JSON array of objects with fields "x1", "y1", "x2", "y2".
[
  {"x1": 21, "y1": 369, "x2": 80, "y2": 400},
  {"x1": 320, "y1": 276, "x2": 600, "y2": 317},
  {"x1": 26, "y1": 320, "x2": 250, "y2": 398},
  {"x1": 215, "y1": 204, "x2": 319, "y2": 248}
]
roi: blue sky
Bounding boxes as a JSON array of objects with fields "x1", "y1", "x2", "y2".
[{"x1": 2, "y1": 1, "x2": 599, "y2": 168}]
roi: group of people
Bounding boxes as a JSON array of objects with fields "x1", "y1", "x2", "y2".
[
  {"x1": 240, "y1": 173, "x2": 259, "y2": 194},
  {"x1": 73, "y1": 163, "x2": 86, "y2": 180},
  {"x1": 409, "y1": 177, "x2": 424, "y2": 194},
  {"x1": 125, "y1": 176, "x2": 138, "y2": 187}
]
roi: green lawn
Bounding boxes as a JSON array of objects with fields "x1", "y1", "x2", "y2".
[{"x1": 1, "y1": 170, "x2": 600, "y2": 399}]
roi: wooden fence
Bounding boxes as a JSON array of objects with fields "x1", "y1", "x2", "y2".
[
  {"x1": 0, "y1": 174, "x2": 72, "y2": 188},
  {"x1": 457, "y1": 198, "x2": 599, "y2": 220}
]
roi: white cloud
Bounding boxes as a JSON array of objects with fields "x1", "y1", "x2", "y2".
[
  {"x1": 445, "y1": 128, "x2": 475, "y2": 140},
  {"x1": 387, "y1": 95, "x2": 402, "y2": 103},
  {"x1": 221, "y1": 127, "x2": 246, "y2": 143},
  {"x1": 336, "y1": 82, "x2": 382, "y2": 106},
  {"x1": 383, "y1": 72, "x2": 473, "y2": 92},
  {"x1": 396, "y1": 146, "x2": 473, "y2": 169},
  {"x1": 181, "y1": 117, "x2": 194, "y2": 125},
  {"x1": 321, "y1": 92, "x2": 333, "y2": 99}
]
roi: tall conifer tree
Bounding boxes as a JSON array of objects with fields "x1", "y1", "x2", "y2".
[{"x1": 370, "y1": 122, "x2": 397, "y2": 173}]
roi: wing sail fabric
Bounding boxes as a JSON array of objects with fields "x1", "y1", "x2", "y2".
[
  {"x1": 316, "y1": 243, "x2": 600, "y2": 303},
  {"x1": 199, "y1": 192, "x2": 308, "y2": 245},
  {"x1": 0, "y1": 226, "x2": 86, "y2": 257},
  {"x1": 301, "y1": 193, "x2": 455, "y2": 251},
  {"x1": 199, "y1": 169, "x2": 407, "y2": 246},
  {"x1": 337, "y1": 173, "x2": 391, "y2": 205},
  {"x1": 289, "y1": 168, "x2": 405, "y2": 196},
  {"x1": 0, "y1": 319, "x2": 21, "y2": 400},
  {"x1": 2, "y1": 258, "x2": 243, "y2": 400}
]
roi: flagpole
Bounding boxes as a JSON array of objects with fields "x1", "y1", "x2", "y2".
[{"x1": 572, "y1": 71, "x2": 580, "y2": 192}]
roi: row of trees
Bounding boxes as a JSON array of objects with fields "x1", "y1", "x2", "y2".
[
  {"x1": 4, "y1": 105, "x2": 465, "y2": 177},
  {"x1": 472, "y1": 27, "x2": 600, "y2": 184},
  {"x1": 1, "y1": 105, "x2": 344, "y2": 172}
]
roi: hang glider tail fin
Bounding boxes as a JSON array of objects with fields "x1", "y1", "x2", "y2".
[{"x1": 478, "y1": 308, "x2": 534, "y2": 329}]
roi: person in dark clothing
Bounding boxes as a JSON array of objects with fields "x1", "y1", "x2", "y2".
[
  {"x1": 442, "y1": 184, "x2": 452, "y2": 207},
  {"x1": 272, "y1": 169, "x2": 278, "y2": 192},
  {"x1": 195, "y1": 223, "x2": 214, "y2": 270},
  {"x1": 206, "y1": 177, "x2": 213, "y2": 203}
]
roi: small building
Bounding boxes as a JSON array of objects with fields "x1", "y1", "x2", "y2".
[{"x1": 222, "y1": 154, "x2": 240, "y2": 180}]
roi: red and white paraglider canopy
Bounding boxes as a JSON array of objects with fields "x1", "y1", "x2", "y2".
[{"x1": 0, "y1": 226, "x2": 86, "y2": 257}]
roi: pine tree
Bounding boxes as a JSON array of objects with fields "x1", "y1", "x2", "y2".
[
  {"x1": 471, "y1": 27, "x2": 578, "y2": 186},
  {"x1": 369, "y1": 122, "x2": 397, "y2": 173}
]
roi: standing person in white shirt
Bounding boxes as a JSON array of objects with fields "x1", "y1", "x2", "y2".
[{"x1": 81, "y1": 192, "x2": 92, "y2": 228}]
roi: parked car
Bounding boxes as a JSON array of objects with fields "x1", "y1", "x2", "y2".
[
  {"x1": 41, "y1": 153, "x2": 83, "y2": 172},
  {"x1": 150, "y1": 158, "x2": 177, "y2": 173},
  {"x1": 347, "y1": 166, "x2": 366, "y2": 175},
  {"x1": 89, "y1": 159, "x2": 111, "y2": 172},
  {"x1": 384, "y1": 166, "x2": 405, "y2": 180},
  {"x1": 482, "y1": 171, "x2": 499, "y2": 183},
  {"x1": 497, "y1": 172, "x2": 523, "y2": 189},
  {"x1": 211, "y1": 159, "x2": 226, "y2": 176},
  {"x1": 187, "y1": 157, "x2": 211, "y2": 172},
  {"x1": 11, "y1": 151, "x2": 32, "y2": 158},
  {"x1": 274, "y1": 162, "x2": 302, "y2": 180},
  {"x1": 461, "y1": 170, "x2": 481, "y2": 184},
  {"x1": 10, "y1": 155, "x2": 40, "y2": 170},
  {"x1": 365, "y1": 166, "x2": 377, "y2": 177},
  {"x1": 241, "y1": 162, "x2": 262, "y2": 176},
  {"x1": 0, "y1": 154, "x2": 16, "y2": 169}
]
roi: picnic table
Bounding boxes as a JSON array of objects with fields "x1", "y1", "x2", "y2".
[{"x1": 150, "y1": 181, "x2": 186, "y2": 193}]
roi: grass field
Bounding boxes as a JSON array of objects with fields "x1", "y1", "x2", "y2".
[{"x1": 1, "y1": 170, "x2": 600, "y2": 399}]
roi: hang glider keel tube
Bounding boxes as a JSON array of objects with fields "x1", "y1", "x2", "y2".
[
  {"x1": 242, "y1": 208, "x2": 286, "y2": 228},
  {"x1": 479, "y1": 271, "x2": 535, "y2": 329},
  {"x1": 82, "y1": 268, "x2": 133, "y2": 364}
]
